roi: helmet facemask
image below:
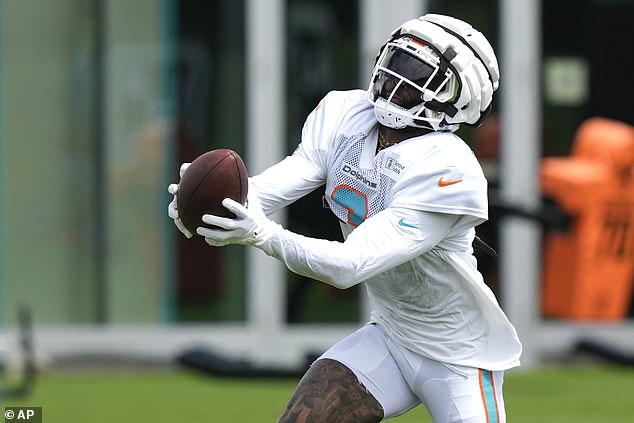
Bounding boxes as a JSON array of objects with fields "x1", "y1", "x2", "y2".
[{"x1": 367, "y1": 37, "x2": 459, "y2": 131}]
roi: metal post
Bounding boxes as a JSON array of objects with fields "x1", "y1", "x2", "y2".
[
  {"x1": 246, "y1": 0, "x2": 287, "y2": 365},
  {"x1": 499, "y1": 0, "x2": 542, "y2": 368}
]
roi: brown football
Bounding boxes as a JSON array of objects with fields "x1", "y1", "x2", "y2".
[{"x1": 177, "y1": 149, "x2": 248, "y2": 234}]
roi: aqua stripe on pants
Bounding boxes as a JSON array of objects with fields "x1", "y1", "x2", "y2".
[{"x1": 479, "y1": 370, "x2": 499, "y2": 423}]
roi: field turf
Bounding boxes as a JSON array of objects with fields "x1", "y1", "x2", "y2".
[{"x1": 2, "y1": 364, "x2": 634, "y2": 422}]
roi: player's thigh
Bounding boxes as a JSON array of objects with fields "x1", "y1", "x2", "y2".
[
  {"x1": 277, "y1": 358, "x2": 383, "y2": 423},
  {"x1": 319, "y1": 324, "x2": 419, "y2": 418},
  {"x1": 418, "y1": 365, "x2": 506, "y2": 423}
]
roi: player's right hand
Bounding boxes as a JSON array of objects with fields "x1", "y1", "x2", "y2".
[
  {"x1": 197, "y1": 189, "x2": 274, "y2": 247},
  {"x1": 167, "y1": 162, "x2": 193, "y2": 239}
]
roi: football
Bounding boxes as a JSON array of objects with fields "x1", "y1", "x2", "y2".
[{"x1": 177, "y1": 149, "x2": 249, "y2": 234}]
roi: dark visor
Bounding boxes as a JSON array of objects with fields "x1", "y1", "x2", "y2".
[{"x1": 379, "y1": 48, "x2": 435, "y2": 85}]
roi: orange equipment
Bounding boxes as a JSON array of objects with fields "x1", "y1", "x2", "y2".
[{"x1": 541, "y1": 117, "x2": 634, "y2": 320}]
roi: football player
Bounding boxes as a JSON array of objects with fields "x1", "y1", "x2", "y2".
[{"x1": 169, "y1": 14, "x2": 522, "y2": 423}]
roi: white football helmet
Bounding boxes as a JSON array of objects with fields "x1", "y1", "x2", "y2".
[{"x1": 367, "y1": 14, "x2": 500, "y2": 131}]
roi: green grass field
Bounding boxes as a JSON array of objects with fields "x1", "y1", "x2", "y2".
[{"x1": 2, "y1": 364, "x2": 634, "y2": 422}]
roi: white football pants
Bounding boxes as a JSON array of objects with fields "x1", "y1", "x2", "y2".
[{"x1": 319, "y1": 323, "x2": 506, "y2": 423}]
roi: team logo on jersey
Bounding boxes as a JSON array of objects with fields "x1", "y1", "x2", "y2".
[{"x1": 341, "y1": 162, "x2": 377, "y2": 189}]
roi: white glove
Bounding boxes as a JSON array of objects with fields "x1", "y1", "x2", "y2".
[
  {"x1": 167, "y1": 162, "x2": 193, "y2": 239},
  {"x1": 197, "y1": 191, "x2": 277, "y2": 247}
]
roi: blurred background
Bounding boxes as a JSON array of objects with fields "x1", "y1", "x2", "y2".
[{"x1": 1, "y1": 0, "x2": 634, "y2": 419}]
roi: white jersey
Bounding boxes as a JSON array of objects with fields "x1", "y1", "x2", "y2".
[{"x1": 250, "y1": 89, "x2": 521, "y2": 371}]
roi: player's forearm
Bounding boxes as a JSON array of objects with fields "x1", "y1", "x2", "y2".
[{"x1": 256, "y1": 226, "x2": 395, "y2": 289}]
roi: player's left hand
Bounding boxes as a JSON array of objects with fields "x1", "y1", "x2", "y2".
[
  {"x1": 197, "y1": 192, "x2": 275, "y2": 247},
  {"x1": 167, "y1": 163, "x2": 193, "y2": 239}
]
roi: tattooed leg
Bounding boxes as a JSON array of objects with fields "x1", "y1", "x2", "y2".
[{"x1": 277, "y1": 358, "x2": 384, "y2": 423}]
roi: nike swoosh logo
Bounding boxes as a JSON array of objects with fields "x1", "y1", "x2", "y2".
[
  {"x1": 398, "y1": 218, "x2": 418, "y2": 229},
  {"x1": 438, "y1": 177, "x2": 463, "y2": 187}
]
